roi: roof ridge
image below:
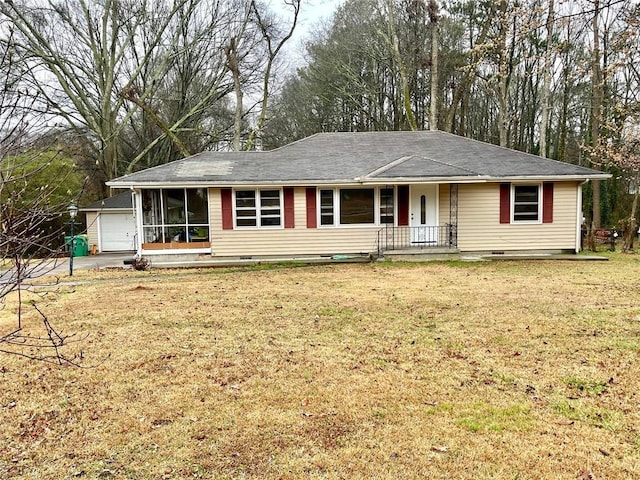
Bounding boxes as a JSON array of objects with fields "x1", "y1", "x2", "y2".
[
  {"x1": 266, "y1": 132, "x2": 323, "y2": 152},
  {"x1": 364, "y1": 155, "x2": 414, "y2": 178},
  {"x1": 371, "y1": 152, "x2": 481, "y2": 177},
  {"x1": 419, "y1": 153, "x2": 482, "y2": 176}
]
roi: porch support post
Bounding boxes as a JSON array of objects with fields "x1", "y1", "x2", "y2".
[
  {"x1": 133, "y1": 189, "x2": 144, "y2": 257},
  {"x1": 449, "y1": 184, "x2": 459, "y2": 247}
]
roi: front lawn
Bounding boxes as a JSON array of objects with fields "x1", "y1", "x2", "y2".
[{"x1": 1, "y1": 258, "x2": 639, "y2": 479}]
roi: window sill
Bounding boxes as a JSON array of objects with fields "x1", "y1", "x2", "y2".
[
  {"x1": 233, "y1": 226, "x2": 284, "y2": 230},
  {"x1": 142, "y1": 242, "x2": 211, "y2": 250}
]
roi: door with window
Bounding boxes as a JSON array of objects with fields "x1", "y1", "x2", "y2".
[{"x1": 410, "y1": 185, "x2": 438, "y2": 243}]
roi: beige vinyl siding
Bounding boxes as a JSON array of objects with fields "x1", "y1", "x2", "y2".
[
  {"x1": 457, "y1": 182, "x2": 579, "y2": 252},
  {"x1": 438, "y1": 184, "x2": 452, "y2": 224},
  {"x1": 208, "y1": 188, "x2": 380, "y2": 256},
  {"x1": 84, "y1": 212, "x2": 99, "y2": 252}
]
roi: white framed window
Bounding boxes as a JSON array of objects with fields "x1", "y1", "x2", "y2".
[
  {"x1": 318, "y1": 187, "x2": 394, "y2": 226},
  {"x1": 512, "y1": 184, "x2": 541, "y2": 223},
  {"x1": 234, "y1": 189, "x2": 282, "y2": 228},
  {"x1": 340, "y1": 188, "x2": 375, "y2": 224},
  {"x1": 380, "y1": 187, "x2": 395, "y2": 224},
  {"x1": 320, "y1": 189, "x2": 334, "y2": 226},
  {"x1": 259, "y1": 189, "x2": 281, "y2": 226}
]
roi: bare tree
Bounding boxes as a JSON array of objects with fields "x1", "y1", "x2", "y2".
[
  {"x1": 612, "y1": 133, "x2": 640, "y2": 252},
  {"x1": 0, "y1": 27, "x2": 87, "y2": 364},
  {"x1": 123, "y1": 0, "x2": 237, "y2": 169},
  {"x1": 442, "y1": 1, "x2": 494, "y2": 134},
  {"x1": 428, "y1": 0, "x2": 439, "y2": 131},
  {"x1": 495, "y1": 0, "x2": 515, "y2": 147},
  {"x1": 590, "y1": 0, "x2": 604, "y2": 228},
  {"x1": 1, "y1": 0, "x2": 238, "y2": 181},
  {"x1": 224, "y1": 1, "x2": 255, "y2": 151},
  {"x1": 224, "y1": 0, "x2": 301, "y2": 151},
  {"x1": 539, "y1": 0, "x2": 555, "y2": 158},
  {"x1": 244, "y1": 0, "x2": 300, "y2": 150},
  {"x1": 382, "y1": 0, "x2": 418, "y2": 131}
]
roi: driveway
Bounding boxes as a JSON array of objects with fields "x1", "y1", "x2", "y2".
[
  {"x1": 56, "y1": 252, "x2": 135, "y2": 274},
  {"x1": 1, "y1": 252, "x2": 136, "y2": 280}
]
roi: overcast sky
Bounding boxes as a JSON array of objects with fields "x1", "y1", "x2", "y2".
[
  {"x1": 273, "y1": 0, "x2": 344, "y2": 68},
  {"x1": 296, "y1": 0, "x2": 343, "y2": 28}
]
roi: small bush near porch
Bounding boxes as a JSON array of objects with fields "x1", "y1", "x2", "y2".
[{"x1": 1, "y1": 256, "x2": 639, "y2": 479}]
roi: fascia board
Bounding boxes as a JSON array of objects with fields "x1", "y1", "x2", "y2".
[
  {"x1": 360, "y1": 176, "x2": 490, "y2": 184},
  {"x1": 367, "y1": 174, "x2": 612, "y2": 183},
  {"x1": 107, "y1": 179, "x2": 378, "y2": 188},
  {"x1": 106, "y1": 173, "x2": 611, "y2": 189},
  {"x1": 78, "y1": 207, "x2": 134, "y2": 212},
  {"x1": 494, "y1": 174, "x2": 612, "y2": 181},
  {"x1": 106, "y1": 181, "x2": 219, "y2": 188}
]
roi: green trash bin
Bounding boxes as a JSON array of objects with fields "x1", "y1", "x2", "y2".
[
  {"x1": 66, "y1": 234, "x2": 89, "y2": 257},
  {"x1": 76, "y1": 234, "x2": 89, "y2": 257}
]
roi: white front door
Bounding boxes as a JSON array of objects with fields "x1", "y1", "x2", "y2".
[{"x1": 410, "y1": 185, "x2": 438, "y2": 243}]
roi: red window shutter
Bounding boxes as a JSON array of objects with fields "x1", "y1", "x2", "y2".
[
  {"x1": 542, "y1": 182, "x2": 554, "y2": 223},
  {"x1": 397, "y1": 185, "x2": 409, "y2": 226},
  {"x1": 221, "y1": 188, "x2": 233, "y2": 230},
  {"x1": 284, "y1": 187, "x2": 295, "y2": 228},
  {"x1": 499, "y1": 183, "x2": 510, "y2": 224},
  {"x1": 306, "y1": 187, "x2": 317, "y2": 228}
]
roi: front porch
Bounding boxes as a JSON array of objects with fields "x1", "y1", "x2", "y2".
[{"x1": 376, "y1": 224, "x2": 459, "y2": 260}]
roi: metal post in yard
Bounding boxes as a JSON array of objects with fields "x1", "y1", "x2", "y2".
[{"x1": 68, "y1": 204, "x2": 78, "y2": 276}]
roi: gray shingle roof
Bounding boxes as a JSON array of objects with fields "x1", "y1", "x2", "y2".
[
  {"x1": 80, "y1": 191, "x2": 133, "y2": 211},
  {"x1": 107, "y1": 131, "x2": 609, "y2": 187}
]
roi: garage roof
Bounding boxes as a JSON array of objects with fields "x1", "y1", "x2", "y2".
[{"x1": 80, "y1": 192, "x2": 133, "y2": 211}]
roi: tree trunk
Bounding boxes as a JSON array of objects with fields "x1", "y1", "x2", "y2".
[
  {"x1": 591, "y1": 0, "x2": 602, "y2": 227},
  {"x1": 429, "y1": 0, "x2": 439, "y2": 131},
  {"x1": 443, "y1": 6, "x2": 493, "y2": 133},
  {"x1": 539, "y1": 0, "x2": 554, "y2": 158},
  {"x1": 244, "y1": 0, "x2": 300, "y2": 151},
  {"x1": 621, "y1": 190, "x2": 638, "y2": 252},
  {"x1": 558, "y1": 53, "x2": 569, "y2": 161},
  {"x1": 497, "y1": 0, "x2": 509, "y2": 147},
  {"x1": 120, "y1": 87, "x2": 191, "y2": 158},
  {"x1": 386, "y1": 0, "x2": 418, "y2": 131},
  {"x1": 225, "y1": 37, "x2": 244, "y2": 152}
]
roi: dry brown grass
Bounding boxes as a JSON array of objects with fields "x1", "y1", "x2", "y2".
[{"x1": 1, "y1": 257, "x2": 640, "y2": 479}]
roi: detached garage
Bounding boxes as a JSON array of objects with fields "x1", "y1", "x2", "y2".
[{"x1": 81, "y1": 192, "x2": 137, "y2": 253}]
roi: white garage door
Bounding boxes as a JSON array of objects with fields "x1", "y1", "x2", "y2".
[{"x1": 100, "y1": 213, "x2": 137, "y2": 251}]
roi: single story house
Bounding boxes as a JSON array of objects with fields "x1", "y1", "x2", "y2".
[
  {"x1": 80, "y1": 192, "x2": 136, "y2": 253},
  {"x1": 106, "y1": 131, "x2": 609, "y2": 262}
]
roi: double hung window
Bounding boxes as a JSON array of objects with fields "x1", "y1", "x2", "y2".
[
  {"x1": 500, "y1": 182, "x2": 553, "y2": 224},
  {"x1": 234, "y1": 189, "x2": 282, "y2": 228},
  {"x1": 379, "y1": 187, "x2": 394, "y2": 224},
  {"x1": 512, "y1": 185, "x2": 540, "y2": 222},
  {"x1": 320, "y1": 189, "x2": 334, "y2": 226}
]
